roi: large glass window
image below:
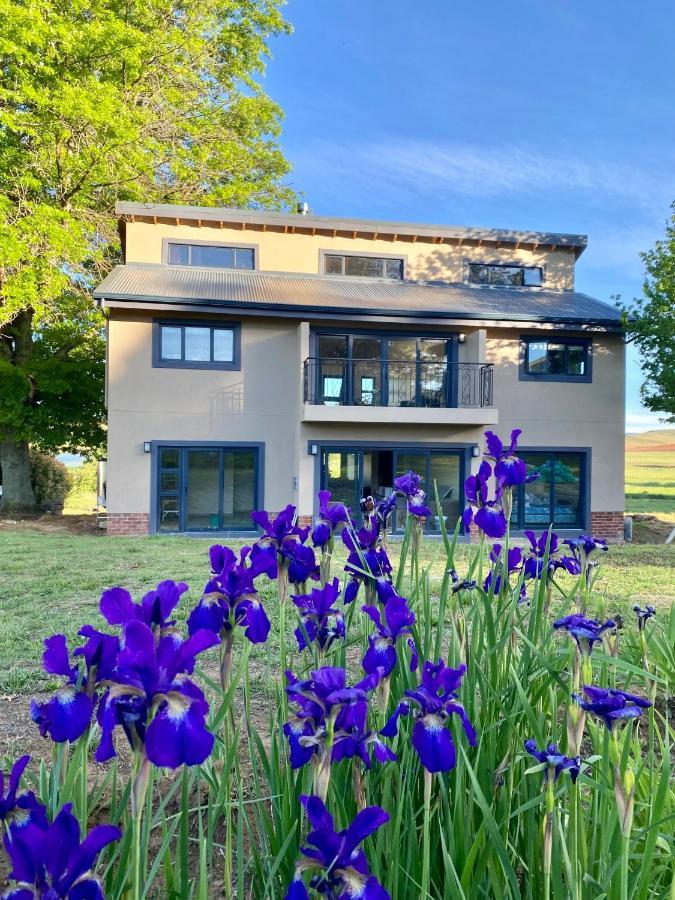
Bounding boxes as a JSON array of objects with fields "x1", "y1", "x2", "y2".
[
  {"x1": 155, "y1": 322, "x2": 239, "y2": 369},
  {"x1": 311, "y1": 333, "x2": 452, "y2": 407},
  {"x1": 510, "y1": 451, "x2": 585, "y2": 529},
  {"x1": 522, "y1": 338, "x2": 591, "y2": 380},
  {"x1": 167, "y1": 242, "x2": 255, "y2": 270},
  {"x1": 157, "y1": 446, "x2": 259, "y2": 533},
  {"x1": 467, "y1": 263, "x2": 542, "y2": 287},
  {"x1": 323, "y1": 254, "x2": 404, "y2": 279}
]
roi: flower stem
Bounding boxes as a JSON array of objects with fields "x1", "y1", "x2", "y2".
[
  {"x1": 620, "y1": 833, "x2": 630, "y2": 900},
  {"x1": 80, "y1": 732, "x2": 89, "y2": 837},
  {"x1": 421, "y1": 769, "x2": 433, "y2": 899}
]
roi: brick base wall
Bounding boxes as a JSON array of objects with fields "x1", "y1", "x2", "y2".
[
  {"x1": 590, "y1": 511, "x2": 625, "y2": 543},
  {"x1": 107, "y1": 513, "x2": 150, "y2": 536}
]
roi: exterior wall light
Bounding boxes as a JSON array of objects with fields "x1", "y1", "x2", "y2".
[
  {"x1": 143, "y1": 442, "x2": 151, "y2": 453},
  {"x1": 471, "y1": 445, "x2": 481, "y2": 458},
  {"x1": 309, "y1": 443, "x2": 319, "y2": 456},
  {"x1": 459, "y1": 333, "x2": 466, "y2": 343}
]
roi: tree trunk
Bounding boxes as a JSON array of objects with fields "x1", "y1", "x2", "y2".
[
  {"x1": 0, "y1": 309, "x2": 38, "y2": 512},
  {"x1": 0, "y1": 433, "x2": 37, "y2": 512}
]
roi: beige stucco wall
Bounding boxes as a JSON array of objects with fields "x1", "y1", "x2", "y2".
[
  {"x1": 124, "y1": 220, "x2": 576, "y2": 289},
  {"x1": 486, "y1": 329, "x2": 625, "y2": 511},
  {"x1": 106, "y1": 312, "x2": 304, "y2": 516}
]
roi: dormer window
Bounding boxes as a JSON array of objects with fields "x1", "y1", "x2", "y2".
[
  {"x1": 166, "y1": 241, "x2": 255, "y2": 270},
  {"x1": 468, "y1": 263, "x2": 542, "y2": 287},
  {"x1": 322, "y1": 252, "x2": 404, "y2": 279}
]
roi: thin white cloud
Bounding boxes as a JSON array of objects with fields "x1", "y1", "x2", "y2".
[{"x1": 296, "y1": 139, "x2": 675, "y2": 215}]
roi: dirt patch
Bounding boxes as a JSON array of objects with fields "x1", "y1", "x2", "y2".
[
  {"x1": 0, "y1": 513, "x2": 103, "y2": 536},
  {"x1": 631, "y1": 514, "x2": 675, "y2": 543}
]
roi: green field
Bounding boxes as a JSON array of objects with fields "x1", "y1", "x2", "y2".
[
  {"x1": 1, "y1": 529, "x2": 673, "y2": 696},
  {"x1": 625, "y1": 428, "x2": 675, "y2": 521}
]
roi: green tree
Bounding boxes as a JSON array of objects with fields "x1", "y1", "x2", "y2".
[
  {"x1": 0, "y1": 0, "x2": 294, "y2": 510},
  {"x1": 621, "y1": 205, "x2": 675, "y2": 422}
]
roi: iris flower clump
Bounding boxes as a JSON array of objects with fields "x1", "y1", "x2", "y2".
[
  {"x1": 554, "y1": 614, "x2": 616, "y2": 658},
  {"x1": 574, "y1": 686, "x2": 652, "y2": 731},
  {"x1": 524, "y1": 740, "x2": 580, "y2": 783},
  {"x1": 284, "y1": 666, "x2": 393, "y2": 800},
  {"x1": 285, "y1": 795, "x2": 390, "y2": 899},
  {"x1": 383, "y1": 660, "x2": 476, "y2": 773},
  {"x1": 292, "y1": 578, "x2": 345, "y2": 657},
  {"x1": 393, "y1": 470, "x2": 432, "y2": 519},
  {"x1": 0, "y1": 755, "x2": 47, "y2": 836},
  {"x1": 361, "y1": 594, "x2": 417, "y2": 679},
  {"x1": 3, "y1": 803, "x2": 120, "y2": 900}
]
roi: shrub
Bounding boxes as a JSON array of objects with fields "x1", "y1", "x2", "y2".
[{"x1": 28, "y1": 449, "x2": 71, "y2": 505}]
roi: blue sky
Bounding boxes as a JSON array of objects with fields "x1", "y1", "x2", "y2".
[{"x1": 263, "y1": 0, "x2": 675, "y2": 432}]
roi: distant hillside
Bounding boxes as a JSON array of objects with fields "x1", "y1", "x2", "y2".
[{"x1": 626, "y1": 429, "x2": 675, "y2": 452}]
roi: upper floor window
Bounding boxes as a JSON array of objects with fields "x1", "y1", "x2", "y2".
[
  {"x1": 468, "y1": 263, "x2": 542, "y2": 287},
  {"x1": 323, "y1": 253, "x2": 404, "y2": 279},
  {"x1": 520, "y1": 337, "x2": 591, "y2": 382},
  {"x1": 154, "y1": 321, "x2": 241, "y2": 370},
  {"x1": 167, "y1": 242, "x2": 255, "y2": 270}
]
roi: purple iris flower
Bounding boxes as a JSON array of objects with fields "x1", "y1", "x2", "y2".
[
  {"x1": 311, "y1": 490, "x2": 351, "y2": 548},
  {"x1": 484, "y1": 429, "x2": 532, "y2": 488},
  {"x1": 521, "y1": 530, "x2": 580, "y2": 580},
  {"x1": 361, "y1": 595, "x2": 416, "y2": 677},
  {"x1": 187, "y1": 547, "x2": 270, "y2": 645},
  {"x1": 285, "y1": 795, "x2": 390, "y2": 900},
  {"x1": 252, "y1": 504, "x2": 310, "y2": 549},
  {"x1": 448, "y1": 569, "x2": 477, "y2": 593},
  {"x1": 394, "y1": 470, "x2": 432, "y2": 519},
  {"x1": 31, "y1": 628, "x2": 119, "y2": 744},
  {"x1": 2, "y1": 803, "x2": 120, "y2": 899},
  {"x1": 342, "y1": 521, "x2": 393, "y2": 603},
  {"x1": 574, "y1": 685, "x2": 651, "y2": 730},
  {"x1": 566, "y1": 535, "x2": 609, "y2": 557},
  {"x1": 375, "y1": 494, "x2": 398, "y2": 528},
  {"x1": 284, "y1": 667, "x2": 391, "y2": 771},
  {"x1": 483, "y1": 545, "x2": 525, "y2": 599},
  {"x1": 553, "y1": 614, "x2": 615, "y2": 657},
  {"x1": 285, "y1": 540, "x2": 320, "y2": 587},
  {"x1": 0, "y1": 756, "x2": 47, "y2": 835},
  {"x1": 524, "y1": 740, "x2": 580, "y2": 783},
  {"x1": 633, "y1": 604, "x2": 656, "y2": 630},
  {"x1": 292, "y1": 579, "x2": 345, "y2": 652},
  {"x1": 96, "y1": 622, "x2": 219, "y2": 768},
  {"x1": 382, "y1": 660, "x2": 476, "y2": 773},
  {"x1": 462, "y1": 460, "x2": 507, "y2": 539},
  {"x1": 99, "y1": 579, "x2": 188, "y2": 634}
]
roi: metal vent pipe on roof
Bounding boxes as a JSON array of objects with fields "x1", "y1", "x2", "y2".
[{"x1": 297, "y1": 201, "x2": 310, "y2": 215}]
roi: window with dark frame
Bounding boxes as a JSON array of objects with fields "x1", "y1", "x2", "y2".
[
  {"x1": 167, "y1": 242, "x2": 255, "y2": 270},
  {"x1": 157, "y1": 322, "x2": 238, "y2": 368},
  {"x1": 323, "y1": 254, "x2": 404, "y2": 279},
  {"x1": 467, "y1": 263, "x2": 542, "y2": 287},
  {"x1": 522, "y1": 337, "x2": 590, "y2": 379},
  {"x1": 510, "y1": 450, "x2": 586, "y2": 530}
]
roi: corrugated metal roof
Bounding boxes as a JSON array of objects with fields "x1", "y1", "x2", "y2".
[
  {"x1": 115, "y1": 202, "x2": 588, "y2": 254},
  {"x1": 94, "y1": 264, "x2": 622, "y2": 327}
]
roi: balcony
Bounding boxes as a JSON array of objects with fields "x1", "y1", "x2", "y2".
[{"x1": 302, "y1": 358, "x2": 498, "y2": 425}]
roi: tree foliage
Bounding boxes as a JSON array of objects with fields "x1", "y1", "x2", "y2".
[
  {"x1": 621, "y1": 205, "x2": 675, "y2": 422},
  {"x1": 28, "y1": 450, "x2": 71, "y2": 505},
  {"x1": 0, "y1": 0, "x2": 294, "y2": 505}
]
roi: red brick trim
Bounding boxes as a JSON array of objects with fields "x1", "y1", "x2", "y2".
[
  {"x1": 107, "y1": 513, "x2": 150, "y2": 536},
  {"x1": 590, "y1": 511, "x2": 624, "y2": 543}
]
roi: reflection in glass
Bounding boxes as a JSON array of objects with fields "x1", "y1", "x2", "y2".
[
  {"x1": 553, "y1": 454, "x2": 581, "y2": 525},
  {"x1": 323, "y1": 451, "x2": 359, "y2": 510},
  {"x1": 213, "y1": 329, "x2": 234, "y2": 362},
  {"x1": 353, "y1": 337, "x2": 381, "y2": 405},
  {"x1": 160, "y1": 326, "x2": 182, "y2": 360},
  {"x1": 419, "y1": 340, "x2": 446, "y2": 407},
  {"x1": 526, "y1": 342, "x2": 548, "y2": 374},
  {"x1": 186, "y1": 450, "x2": 220, "y2": 530},
  {"x1": 222, "y1": 450, "x2": 255, "y2": 529},
  {"x1": 523, "y1": 453, "x2": 551, "y2": 525},
  {"x1": 160, "y1": 448, "x2": 179, "y2": 469},
  {"x1": 184, "y1": 327, "x2": 211, "y2": 362},
  {"x1": 428, "y1": 455, "x2": 460, "y2": 531},
  {"x1": 388, "y1": 339, "x2": 417, "y2": 406},
  {"x1": 158, "y1": 496, "x2": 180, "y2": 532}
]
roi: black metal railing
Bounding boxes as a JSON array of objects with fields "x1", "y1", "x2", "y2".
[{"x1": 303, "y1": 358, "x2": 494, "y2": 409}]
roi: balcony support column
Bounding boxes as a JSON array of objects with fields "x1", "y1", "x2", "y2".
[{"x1": 461, "y1": 328, "x2": 487, "y2": 364}]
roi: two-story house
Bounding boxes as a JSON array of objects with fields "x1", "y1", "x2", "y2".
[{"x1": 93, "y1": 203, "x2": 625, "y2": 540}]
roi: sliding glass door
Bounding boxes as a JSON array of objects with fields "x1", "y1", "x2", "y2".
[
  {"x1": 156, "y1": 445, "x2": 259, "y2": 533},
  {"x1": 319, "y1": 446, "x2": 464, "y2": 532}
]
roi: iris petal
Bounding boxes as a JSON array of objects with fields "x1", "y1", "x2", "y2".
[{"x1": 412, "y1": 716, "x2": 456, "y2": 773}]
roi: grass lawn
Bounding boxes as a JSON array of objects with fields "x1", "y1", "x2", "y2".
[
  {"x1": 625, "y1": 429, "x2": 675, "y2": 521},
  {"x1": 1, "y1": 529, "x2": 673, "y2": 697}
]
